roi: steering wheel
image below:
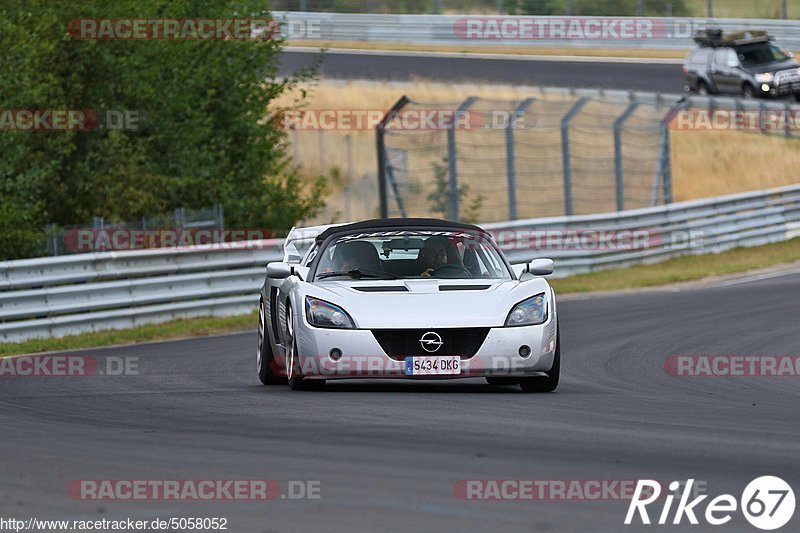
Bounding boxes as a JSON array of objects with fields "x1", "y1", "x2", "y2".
[{"x1": 432, "y1": 264, "x2": 472, "y2": 278}]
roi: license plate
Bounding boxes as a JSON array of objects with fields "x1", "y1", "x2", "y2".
[{"x1": 404, "y1": 356, "x2": 461, "y2": 376}]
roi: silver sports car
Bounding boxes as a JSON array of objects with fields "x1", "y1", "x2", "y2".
[{"x1": 257, "y1": 218, "x2": 559, "y2": 392}]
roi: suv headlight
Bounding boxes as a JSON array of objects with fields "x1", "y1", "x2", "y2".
[
  {"x1": 505, "y1": 293, "x2": 548, "y2": 327},
  {"x1": 305, "y1": 297, "x2": 355, "y2": 329},
  {"x1": 755, "y1": 73, "x2": 774, "y2": 83}
]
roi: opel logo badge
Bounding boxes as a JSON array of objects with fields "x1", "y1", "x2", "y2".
[{"x1": 420, "y1": 331, "x2": 443, "y2": 353}]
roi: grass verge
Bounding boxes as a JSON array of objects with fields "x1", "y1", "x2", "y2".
[
  {"x1": 3, "y1": 238, "x2": 800, "y2": 356},
  {"x1": 0, "y1": 312, "x2": 257, "y2": 358},
  {"x1": 287, "y1": 40, "x2": 691, "y2": 59},
  {"x1": 550, "y1": 237, "x2": 800, "y2": 293}
]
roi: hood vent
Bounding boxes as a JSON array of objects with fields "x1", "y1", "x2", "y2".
[
  {"x1": 353, "y1": 286, "x2": 409, "y2": 292},
  {"x1": 439, "y1": 285, "x2": 491, "y2": 291}
]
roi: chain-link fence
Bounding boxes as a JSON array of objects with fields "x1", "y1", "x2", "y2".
[
  {"x1": 44, "y1": 205, "x2": 225, "y2": 256},
  {"x1": 268, "y1": 1, "x2": 797, "y2": 19},
  {"x1": 376, "y1": 92, "x2": 672, "y2": 223}
]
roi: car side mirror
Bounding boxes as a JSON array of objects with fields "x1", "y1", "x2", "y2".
[
  {"x1": 294, "y1": 266, "x2": 310, "y2": 281},
  {"x1": 511, "y1": 264, "x2": 527, "y2": 278},
  {"x1": 267, "y1": 262, "x2": 292, "y2": 279},
  {"x1": 726, "y1": 58, "x2": 739, "y2": 68},
  {"x1": 512, "y1": 259, "x2": 555, "y2": 279},
  {"x1": 529, "y1": 258, "x2": 554, "y2": 276}
]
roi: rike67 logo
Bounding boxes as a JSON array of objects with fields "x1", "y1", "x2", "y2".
[{"x1": 626, "y1": 477, "x2": 795, "y2": 530}]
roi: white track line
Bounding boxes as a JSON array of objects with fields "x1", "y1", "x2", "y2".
[{"x1": 283, "y1": 46, "x2": 684, "y2": 65}]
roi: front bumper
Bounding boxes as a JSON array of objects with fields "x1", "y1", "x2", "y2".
[
  {"x1": 293, "y1": 318, "x2": 557, "y2": 380},
  {"x1": 759, "y1": 81, "x2": 800, "y2": 97}
]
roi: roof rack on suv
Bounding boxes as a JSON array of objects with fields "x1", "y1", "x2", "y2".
[{"x1": 693, "y1": 28, "x2": 773, "y2": 47}]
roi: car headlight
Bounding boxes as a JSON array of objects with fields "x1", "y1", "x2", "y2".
[
  {"x1": 505, "y1": 293, "x2": 548, "y2": 327},
  {"x1": 305, "y1": 297, "x2": 355, "y2": 329},
  {"x1": 755, "y1": 73, "x2": 774, "y2": 83}
]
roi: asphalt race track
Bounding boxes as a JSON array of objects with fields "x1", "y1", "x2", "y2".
[
  {"x1": 2, "y1": 272, "x2": 799, "y2": 531},
  {"x1": 279, "y1": 49, "x2": 685, "y2": 93}
]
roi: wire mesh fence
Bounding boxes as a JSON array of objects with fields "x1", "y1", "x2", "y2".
[{"x1": 377, "y1": 92, "x2": 672, "y2": 223}]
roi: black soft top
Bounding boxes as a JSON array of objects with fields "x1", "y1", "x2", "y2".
[{"x1": 315, "y1": 218, "x2": 486, "y2": 244}]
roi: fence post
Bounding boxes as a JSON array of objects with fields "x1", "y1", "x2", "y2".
[
  {"x1": 785, "y1": 102, "x2": 792, "y2": 139},
  {"x1": 45, "y1": 224, "x2": 57, "y2": 256},
  {"x1": 447, "y1": 96, "x2": 477, "y2": 222},
  {"x1": 385, "y1": 150, "x2": 407, "y2": 217},
  {"x1": 291, "y1": 129, "x2": 299, "y2": 161},
  {"x1": 560, "y1": 96, "x2": 590, "y2": 216},
  {"x1": 175, "y1": 208, "x2": 184, "y2": 229},
  {"x1": 376, "y1": 96, "x2": 409, "y2": 218},
  {"x1": 318, "y1": 129, "x2": 325, "y2": 171},
  {"x1": 613, "y1": 102, "x2": 639, "y2": 212},
  {"x1": 653, "y1": 120, "x2": 673, "y2": 206},
  {"x1": 505, "y1": 98, "x2": 534, "y2": 221},
  {"x1": 346, "y1": 134, "x2": 354, "y2": 183},
  {"x1": 215, "y1": 203, "x2": 225, "y2": 232},
  {"x1": 662, "y1": 120, "x2": 673, "y2": 204}
]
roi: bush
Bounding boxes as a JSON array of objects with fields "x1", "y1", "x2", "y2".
[{"x1": 0, "y1": 0, "x2": 325, "y2": 259}]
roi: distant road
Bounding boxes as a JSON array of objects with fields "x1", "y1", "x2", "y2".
[{"x1": 280, "y1": 47, "x2": 686, "y2": 93}]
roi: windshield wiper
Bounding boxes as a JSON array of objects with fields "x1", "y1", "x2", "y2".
[{"x1": 317, "y1": 269, "x2": 401, "y2": 280}]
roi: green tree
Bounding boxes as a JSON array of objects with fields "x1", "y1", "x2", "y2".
[
  {"x1": 0, "y1": 0, "x2": 325, "y2": 259},
  {"x1": 427, "y1": 158, "x2": 485, "y2": 224}
]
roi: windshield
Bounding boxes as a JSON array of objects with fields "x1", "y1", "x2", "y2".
[
  {"x1": 314, "y1": 230, "x2": 511, "y2": 281},
  {"x1": 737, "y1": 44, "x2": 791, "y2": 67}
]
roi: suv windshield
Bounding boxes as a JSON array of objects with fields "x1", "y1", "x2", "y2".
[
  {"x1": 737, "y1": 44, "x2": 791, "y2": 67},
  {"x1": 314, "y1": 230, "x2": 511, "y2": 281}
]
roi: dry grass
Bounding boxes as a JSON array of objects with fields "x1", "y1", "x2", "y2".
[
  {"x1": 287, "y1": 40, "x2": 690, "y2": 59},
  {"x1": 671, "y1": 130, "x2": 800, "y2": 201},
  {"x1": 274, "y1": 79, "x2": 800, "y2": 223}
]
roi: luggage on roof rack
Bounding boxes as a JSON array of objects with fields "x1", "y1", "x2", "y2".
[{"x1": 693, "y1": 28, "x2": 772, "y2": 47}]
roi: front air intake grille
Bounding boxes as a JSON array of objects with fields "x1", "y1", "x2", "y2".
[{"x1": 371, "y1": 328, "x2": 490, "y2": 361}]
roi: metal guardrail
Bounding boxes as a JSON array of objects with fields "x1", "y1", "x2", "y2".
[
  {"x1": 0, "y1": 241, "x2": 283, "y2": 343},
  {"x1": 1, "y1": 185, "x2": 799, "y2": 343},
  {"x1": 275, "y1": 12, "x2": 800, "y2": 50}
]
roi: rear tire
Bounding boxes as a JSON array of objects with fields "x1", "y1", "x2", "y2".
[
  {"x1": 257, "y1": 299, "x2": 283, "y2": 385},
  {"x1": 519, "y1": 326, "x2": 560, "y2": 393}
]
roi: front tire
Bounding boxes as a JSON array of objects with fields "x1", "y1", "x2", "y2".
[
  {"x1": 696, "y1": 81, "x2": 709, "y2": 96},
  {"x1": 742, "y1": 84, "x2": 756, "y2": 98},
  {"x1": 520, "y1": 326, "x2": 560, "y2": 393},
  {"x1": 257, "y1": 299, "x2": 283, "y2": 385},
  {"x1": 285, "y1": 303, "x2": 325, "y2": 391}
]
